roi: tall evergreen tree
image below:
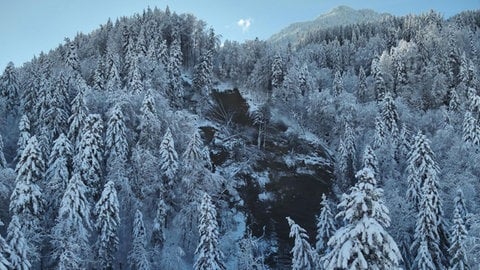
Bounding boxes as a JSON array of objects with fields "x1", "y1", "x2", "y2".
[
  {"x1": 322, "y1": 168, "x2": 402, "y2": 269},
  {"x1": 315, "y1": 194, "x2": 336, "y2": 255},
  {"x1": 373, "y1": 116, "x2": 387, "y2": 149},
  {"x1": 45, "y1": 73, "x2": 70, "y2": 140},
  {"x1": 16, "y1": 115, "x2": 31, "y2": 161},
  {"x1": 194, "y1": 192, "x2": 225, "y2": 270},
  {"x1": 105, "y1": 103, "x2": 128, "y2": 171},
  {"x1": 67, "y1": 82, "x2": 88, "y2": 145},
  {"x1": 94, "y1": 181, "x2": 120, "y2": 269},
  {"x1": 332, "y1": 70, "x2": 344, "y2": 97},
  {"x1": 151, "y1": 197, "x2": 167, "y2": 248},
  {"x1": 193, "y1": 50, "x2": 213, "y2": 95},
  {"x1": 6, "y1": 215, "x2": 30, "y2": 270},
  {"x1": 271, "y1": 54, "x2": 284, "y2": 89},
  {"x1": 0, "y1": 62, "x2": 20, "y2": 111},
  {"x1": 129, "y1": 210, "x2": 150, "y2": 270},
  {"x1": 65, "y1": 39, "x2": 80, "y2": 72},
  {"x1": 74, "y1": 114, "x2": 103, "y2": 198},
  {"x1": 159, "y1": 128, "x2": 178, "y2": 185},
  {"x1": 168, "y1": 38, "x2": 184, "y2": 98},
  {"x1": 363, "y1": 145, "x2": 378, "y2": 177},
  {"x1": 182, "y1": 129, "x2": 204, "y2": 168},
  {"x1": 51, "y1": 172, "x2": 92, "y2": 269},
  {"x1": 357, "y1": 66, "x2": 368, "y2": 102},
  {"x1": 0, "y1": 135, "x2": 7, "y2": 169},
  {"x1": 0, "y1": 224, "x2": 11, "y2": 270},
  {"x1": 462, "y1": 111, "x2": 480, "y2": 146},
  {"x1": 287, "y1": 217, "x2": 318, "y2": 270},
  {"x1": 448, "y1": 201, "x2": 469, "y2": 270},
  {"x1": 381, "y1": 91, "x2": 399, "y2": 141},
  {"x1": 128, "y1": 58, "x2": 144, "y2": 94}
]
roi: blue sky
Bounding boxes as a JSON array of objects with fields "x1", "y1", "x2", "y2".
[{"x1": 0, "y1": 0, "x2": 479, "y2": 68}]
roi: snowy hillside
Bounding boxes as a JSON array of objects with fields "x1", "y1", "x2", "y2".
[{"x1": 269, "y1": 5, "x2": 390, "y2": 45}]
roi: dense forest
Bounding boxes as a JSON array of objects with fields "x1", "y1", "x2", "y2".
[{"x1": 0, "y1": 5, "x2": 480, "y2": 269}]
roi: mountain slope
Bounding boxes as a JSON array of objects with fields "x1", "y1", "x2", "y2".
[{"x1": 269, "y1": 5, "x2": 391, "y2": 44}]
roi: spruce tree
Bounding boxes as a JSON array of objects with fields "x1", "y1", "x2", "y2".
[
  {"x1": 193, "y1": 50, "x2": 213, "y2": 95},
  {"x1": 129, "y1": 210, "x2": 150, "y2": 270},
  {"x1": 67, "y1": 83, "x2": 88, "y2": 145},
  {"x1": 0, "y1": 62, "x2": 20, "y2": 111},
  {"x1": 159, "y1": 128, "x2": 178, "y2": 184},
  {"x1": 0, "y1": 135, "x2": 7, "y2": 169},
  {"x1": 448, "y1": 203, "x2": 469, "y2": 270},
  {"x1": 373, "y1": 116, "x2": 387, "y2": 149},
  {"x1": 449, "y1": 88, "x2": 460, "y2": 112},
  {"x1": 94, "y1": 181, "x2": 120, "y2": 269},
  {"x1": 45, "y1": 73, "x2": 70, "y2": 140},
  {"x1": 128, "y1": 58, "x2": 143, "y2": 94},
  {"x1": 6, "y1": 215, "x2": 30, "y2": 270},
  {"x1": 16, "y1": 115, "x2": 31, "y2": 161},
  {"x1": 287, "y1": 217, "x2": 318, "y2": 270},
  {"x1": 357, "y1": 66, "x2": 367, "y2": 102},
  {"x1": 271, "y1": 54, "x2": 284, "y2": 89},
  {"x1": 65, "y1": 39, "x2": 80, "y2": 71},
  {"x1": 168, "y1": 38, "x2": 183, "y2": 98},
  {"x1": 0, "y1": 226, "x2": 11, "y2": 270},
  {"x1": 151, "y1": 197, "x2": 167, "y2": 248},
  {"x1": 362, "y1": 145, "x2": 378, "y2": 177},
  {"x1": 462, "y1": 111, "x2": 480, "y2": 146},
  {"x1": 381, "y1": 91, "x2": 399, "y2": 141},
  {"x1": 74, "y1": 114, "x2": 103, "y2": 198},
  {"x1": 322, "y1": 168, "x2": 402, "y2": 269},
  {"x1": 315, "y1": 194, "x2": 336, "y2": 255},
  {"x1": 51, "y1": 172, "x2": 92, "y2": 269},
  {"x1": 194, "y1": 192, "x2": 225, "y2": 270},
  {"x1": 105, "y1": 51, "x2": 121, "y2": 93},
  {"x1": 106, "y1": 103, "x2": 128, "y2": 171},
  {"x1": 182, "y1": 129, "x2": 204, "y2": 168},
  {"x1": 332, "y1": 70, "x2": 344, "y2": 97}
]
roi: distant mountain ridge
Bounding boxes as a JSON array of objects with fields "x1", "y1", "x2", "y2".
[{"x1": 269, "y1": 5, "x2": 391, "y2": 44}]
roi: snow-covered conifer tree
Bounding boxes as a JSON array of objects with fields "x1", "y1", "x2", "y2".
[
  {"x1": 94, "y1": 181, "x2": 120, "y2": 269},
  {"x1": 449, "y1": 88, "x2": 460, "y2": 111},
  {"x1": 0, "y1": 224, "x2": 11, "y2": 270},
  {"x1": 65, "y1": 39, "x2": 80, "y2": 71},
  {"x1": 453, "y1": 189, "x2": 468, "y2": 224},
  {"x1": 16, "y1": 115, "x2": 31, "y2": 161},
  {"x1": 286, "y1": 217, "x2": 318, "y2": 270},
  {"x1": 462, "y1": 111, "x2": 480, "y2": 146},
  {"x1": 93, "y1": 56, "x2": 106, "y2": 91},
  {"x1": 51, "y1": 172, "x2": 92, "y2": 269},
  {"x1": 105, "y1": 51, "x2": 121, "y2": 93},
  {"x1": 74, "y1": 114, "x2": 103, "y2": 198},
  {"x1": 357, "y1": 66, "x2": 368, "y2": 102},
  {"x1": 45, "y1": 73, "x2": 70, "y2": 140},
  {"x1": 151, "y1": 197, "x2": 167, "y2": 248},
  {"x1": 129, "y1": 210, "x2": 150, "y2": 270},
  {"x1": 106, "y1": 103, "x2": 128, "y2": 171},
  {"x1": 182, "y1": 129, "x2": 203, "y2": 168},
  {"x1": 168, "y1": 38, "x2": 183, "y2": 98},
  {"x1": 10, "y1": 136, "x2": 44, "y2": 225},
  {"x1": 0, "y1": 136, "x2": 7, "y2": 169},
  {"x1": 129, "y1": 58, "x2": 143, "y2": 94},
  {"x1": 1, "y1": 62, "x2": 20, "y2": 111},
  {"x1": 363, "y1": 145, "x2": 378, "y2": 177},
  {"x1": 45, "y1": 134, "x2": 73, "y2": 216},
  {"x1": 193, "y1": 50, "x2": 213, "y2": 95},
  {"x1": 448, "y1": 201, "x2": 469, "y2": 270},
  {"x1": 332, "y1": 70, "x2": 344, "y2": 97},
  {"x1": 6, "y1": 215, "x2": 30, "y2": 270},
  {"x1": 194, "y1": 192, "x2": 225, "y2": 270},
  {"x1": 381, "y1": 91, "x2": 399, "y2": 141},
  {"x1": 271, "y1": 54, "x2": 284, "y2": 89},
  {"x1": 67, "y1": 82, "x2": 88, "y2": 145},
  {"x1": 373, "y1": 116, "x2": 387, "y2": 149},
  {"x1": 322, "y1": 168, "x2": 402, "y2": 269},
  {"x1": 159, "y1": 128, "x2": 178, "y2": 184},
  {"x1": 315, "y1": 194, "x2": 336, "y2": 255}
]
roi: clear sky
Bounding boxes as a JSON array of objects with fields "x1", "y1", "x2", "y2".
[{"x1": 0, "y1": 0, "x2": 478, "y2": 68}]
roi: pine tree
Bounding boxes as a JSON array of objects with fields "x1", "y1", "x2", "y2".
[
  {"x1": 374, "y1": 71, "x2": 387, "y2": 101},
  {"x1": 453, "y1": 189, "x2": 468, "y2": 224},
  {"x1": 338, "y1": 122, "x2": 356, "y2": 185},
  {"x1": 271, "y1": 54, "x2": 284, "y2": 89},
  {"x1": 0, "y1": 135, "x2": 7, "y2": 169},
  {"x1": 322, "y1": 168, "x2": 402, "y2": 269},
  {"x1": 45, "y1": 73, "x2": 70, "y2": 140},
  {"x1": 10, "y1": 136, "x2": 44, "y2": 233},
  {"x1": 6, "y1": 215, "x2": 30, "y2": 270},
  {"x1": 106, "y1": 103, "x2": 128, "y2": 171},
  {"x1": 194, "y1": 192, "x2": 225, "y2": 270},
  {"x1": 462, "y1": 111, "x2": 480, "y2": 146},
  {"x1": 151, "y1": 197, "x2": 167, "y2": 248},
  {"x1": 159, "y1": 128, "x2": 178, "y2": 184},
  {"x1": 16, "y1": 115, "x2": 31, "y2": 161},
  {"x1": 332, "y1": 70, "x2": 344, "y2": 97},
  {"x1": 182, "y1": 129, "x2": 203, "y2": 168},
  {"x1": 448, "y1": 202, "x2": 469, "y2": 270},
  {"x1": 193, "y1": 50, "x2": 213, "y2": 95},
  {"x1": 138, "y1": 89, "x2": 161, "y2": 150},
  {"x1": 363, "y1": 145, "x2": 378, "y2": 177},
  {"x1": 65, "y1": 39, "x2": 80, "y2": 71},
  {"x1": 129, "y1": 58, "x2": 143, "y2": 94},
  {"x1": 51, "y1": 172, "x2": 92, "y2": 269},
  {"x1": 105, "y1": 51, "x2": 121, "y2": 93},
  {"x1": 357, "y1": 66, "x2": 368, "y2": 102},
  {"x1": 93, "y1": 56, "x2": 106, "y2": 91},
  {"x1": 381, "y1": 91, "x2": 399, "y2": 141},
  {"x1": 286, "y1": 217, "x2": 318, "y2": 270},
  {"x1": 94, "y1": 181, "x2": 120, "y2": 269},
  {"x1": 45, "y1": 134, "x2": 73, "y2": 217},
  {"x1": 409, "y1": 132, "x2": 448, "y2": 269},
  {"x1": 129, "y1": 210, "x2": 150, "y2": 270},
  {"x1": 74, "y1": 114, "x2": 103, "y2": 198},
  {"x1": 0, "y1": 225, "x2": 11, "y2": 270},
  {"x1": 315, "y1": 194, "x2": 336, "y2": 254},
  {"x1": 449, "y1": 88, "x2": 460, "y2": 111},
  {"x1": 168, "y1": 38, "x2": 183, "y2": 98},
  {"x1": 1, "y1": 62, "x2": 20, "y2": 111},
  {"x1": 67, "y1": 83, "x2": 88, "y2": 145},
  {"x1": 373, "y1": 116, "x2": 387, "y2": 149}
]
